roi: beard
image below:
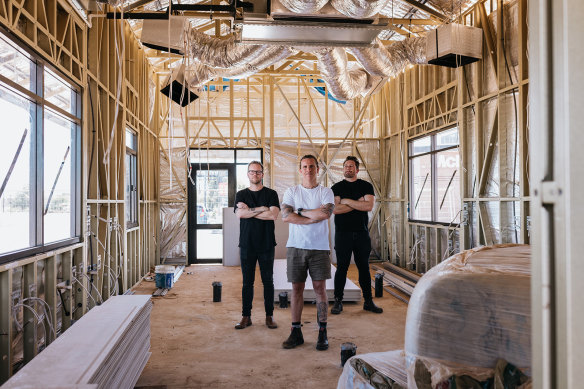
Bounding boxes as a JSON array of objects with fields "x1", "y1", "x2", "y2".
[
  {"x1": 344, "y1": 171, "x2": 356, "y2": 179},
  {"x1": 250, "y1": 177, "x2": 262, "y2": 185}
]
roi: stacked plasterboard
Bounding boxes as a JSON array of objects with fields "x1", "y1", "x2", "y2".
[
  {"x1": 3, "y1": 295, "x2": 152, "y2": 389},
  {"x1": 273, "y1": 259, "x2": 362, "y2": 302}
]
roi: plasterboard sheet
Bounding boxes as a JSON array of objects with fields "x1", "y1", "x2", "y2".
[
  {"x1": 273, "y1": 259, "x2": 362, "y2": 302},
  {"x1": 3, "y1": 296, "x2": 152, "y2": 389}
]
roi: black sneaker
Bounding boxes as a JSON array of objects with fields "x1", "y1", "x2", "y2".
[
  {"x1": 331, "y1": 298, "x2": 343, "y2": 314},
  {"x1": 363, "y1": 299, "x2": 383, "y2": 314},
  {"x1": 282, "y1": 327, "x2": 304, "y2": 349},
  {"x1": 316, "y1": 328, "x2": 329, "y2": 351}
]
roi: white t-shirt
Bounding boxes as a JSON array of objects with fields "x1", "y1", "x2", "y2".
[{"x1": 282, "y1": 184, "x2": 335, "y2": 250}]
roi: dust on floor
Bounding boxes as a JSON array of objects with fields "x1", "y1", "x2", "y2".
[{"x1": 134, "y1": 264, "x2": 408, "y2": 389}]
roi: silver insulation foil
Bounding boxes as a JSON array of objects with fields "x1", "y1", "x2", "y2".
[
  {"x1": 330, "y1": 0, "x2": 392, "y2": 18},
  {"x1": 314, "y1": 47, "x2": 374, "y2": 101},
  {"x1": 426, "y1": 0, "x2": 475, "y2": 19},
  {"x1": 349, "y1": 36, "x2": 426, "y2": 77},
  {"x1": 278, "y1": 0, "x2": 329, "y2": 14},
  {"x1": 189, "y1": 29, "x2": 277, "y2": 68},
  {"x1": 187, "y1": 46, "x2": 297, "y2": 87}
]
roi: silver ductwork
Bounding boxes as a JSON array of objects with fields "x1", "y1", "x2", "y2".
[
  {"x1": 277, "y1": 0, "x2": 329, "y2": 14},
  {"x1": 329, "y1": 0, "x2": 391, "y2": 19},
  {"x1": 187, "y1": 46, "x2": 298, "y2": 87},
  {"x1": 314, "y1": 47, "x2": 376, "y2": 100},
  {"x1": 426, "y1": 0, "x2": 473, "y2": 18},
  {"x1": 189, "y1": 29, "x2": 277, "y2": 68},
  {"x1": 349, "y1": 37, "x2": 426, "y2": 77}
]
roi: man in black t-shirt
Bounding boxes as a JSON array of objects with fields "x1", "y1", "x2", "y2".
[
  {"x1": 233, "y1": 160, "x2": 281, "y2": 330},
  {"x1": 331, "y1": 156, "x2": 383, "y2": 315}
]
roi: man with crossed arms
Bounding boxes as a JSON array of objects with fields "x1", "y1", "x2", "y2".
[{"x1": 281, "y1": 155, "x2": 334, "y2": 351}]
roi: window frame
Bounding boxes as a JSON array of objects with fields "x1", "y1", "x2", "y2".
[
  {"x1": 408, "y1": 126, "x2": 461, "y2": 226},
  {"x1": 125, "y1": 127, "x2": 139, "y2": 229},
  {"x1": 0, "y1": 30, "x2": 82, "y2": 265}
]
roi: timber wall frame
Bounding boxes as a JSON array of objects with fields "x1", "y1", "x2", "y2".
[{"x1": 0, "y1": 0, "x2": 158, "y2": 383}]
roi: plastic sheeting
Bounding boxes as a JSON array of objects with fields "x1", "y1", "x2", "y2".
[
  {"x1": 337, "y1": 350, "x2": 407, "y2": 389},
  {"x1": 404, "y1": 244, "x2": 531, "y2": 387},
  {"x1": 159, "y1": 147, "x2": 188, "y2": 261}
]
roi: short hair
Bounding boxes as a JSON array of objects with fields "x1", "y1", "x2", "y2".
[
  {"x1": 247, "y1": 160, "x2": 263, "y2": 171},
  {"x1": 299, "y1": 154, "x2": 318, "y2": 169},
  {"x1": 343, "y1": 155, "x2": 360, "y2": 170}
]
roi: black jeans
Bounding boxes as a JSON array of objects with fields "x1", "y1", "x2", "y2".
[
  {"x1": 334, "y1": 231, "x2": 372, "y2": 301},
  {"x1": 240, "y1": 247, "x2": 275, "y2": 317}
]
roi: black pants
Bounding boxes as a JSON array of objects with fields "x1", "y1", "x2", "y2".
[
  {"x1": 334, "y1": 231, "x2": 372, "y2": 301},
  {"x1": 240, "y1": 247, "x2": 275, "y2": 317}
]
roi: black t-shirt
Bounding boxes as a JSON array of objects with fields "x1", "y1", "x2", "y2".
[
  {"x1": 331, "y1": 179, "x2": 374, "y2": 232},
  {"x1": 234, "y1": 187, "x2": 280, "y2": 251}
]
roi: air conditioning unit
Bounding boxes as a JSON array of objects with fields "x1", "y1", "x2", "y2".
[
  {"x1": 426, "y1": 24, "x2": 483, "y2": 68},
  {"x1": 160, "y1": 64, "x2": 199, "y2": 107},
  {"x1": 141, "y1": 17, "x2": 187, "y2": 55},
  {"x1": 237, "y1": 0, "x2": 387, "y2": 47}
]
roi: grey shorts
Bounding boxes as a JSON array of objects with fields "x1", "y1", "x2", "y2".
[{"x1": 286, "y1": 247, "x2": 331, "y2": 283}]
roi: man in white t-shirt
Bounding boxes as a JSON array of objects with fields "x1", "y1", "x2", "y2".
[{"x1": 280, "y1": 155, "x2": 335, "y2": 351}]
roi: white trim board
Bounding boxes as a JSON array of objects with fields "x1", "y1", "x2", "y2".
[{"x1": 273, "y1": 259, "x2": 362, "y2": 302}]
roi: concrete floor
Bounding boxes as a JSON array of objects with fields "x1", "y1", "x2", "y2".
[{"x1": 134, "y1": 264, "x2": 408, "y2": 389}]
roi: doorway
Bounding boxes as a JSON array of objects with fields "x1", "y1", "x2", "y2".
[{"x1": 187, "y1": 149, "x2": 263, "y2": 264}]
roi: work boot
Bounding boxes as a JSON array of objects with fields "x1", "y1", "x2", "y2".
[
  {"x1": 235, "y1": 316, "x2": 252, "y2": 329},
  {"x1": 266, "y1": 316, "x2": 278, "y2": 329},
  {"x1": 282, "y1": 327, "x2": 304, "y2": 349},
  {"x1": 363, "y1": 299, "x2": 383, "y2": 314},
  {"x1": 331, "y1": 298, "x2": 343, "y2": 314},
  {"x1": 316, "y1": 328, "x2": 329, "y2": 351}
]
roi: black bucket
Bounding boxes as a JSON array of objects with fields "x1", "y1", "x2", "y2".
[
  {"x1": 212, "y1": 281, "x2": 222, "y2": 302},
  {"x1": 375, "y1": 272, "x2": 384, "y2": 298},
  {"x1": 340, "y1": 342, "x2": 357, "y2": 367},
  {"x1": 278, "y1": 291, "x2": 288, "y2": 308}
]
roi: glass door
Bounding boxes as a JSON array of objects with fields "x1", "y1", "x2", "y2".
[{"x1": 188, "y1": 164, "x2": 235, "y2": 264}]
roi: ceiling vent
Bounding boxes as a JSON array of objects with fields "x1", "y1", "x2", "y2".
[
  {"x1": 141, "y1": 17, "x2": 187, "y2": 55},
  {"x1": 161, "y1": 65, "x2": 199, "y2": 107},
  {"x1": 426, "y1": 24, "x2": 482, "y2": 68}
]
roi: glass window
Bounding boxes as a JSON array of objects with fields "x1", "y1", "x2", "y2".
[
  {"x1": 236, "y1": 149, "x2": 261, "y2": 163},
  {"x1": 125, "y1": 129, "x2": 138, "y2": 227},
  {"x1": 43, "y1": 109, "x2": 74, "y2": 243},
  {"x1": 0, "y1": 87, "x2": 34, "y2": 253},
  {"x1": 44, "y1": 69, "x2": 74, "y2": 114},
  {"x1": 0, "y1": 36, "x2": 35, "y2": 91},
  {"x1": 0, "y1": 32, "x2": 81, "y2": 261},
  {"x1": 409, "y1": 127, "x2": 461, "y2": 224},
  {"x1": 189, "y1": 149, "x2": 235, "y2": 164}
]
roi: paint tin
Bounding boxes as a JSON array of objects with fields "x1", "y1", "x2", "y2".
[
  {"x1": 279, "y1": 291, "x2": 288, "y2": 308},
  {"x1": 340, "y1": 342, "x2": 357, "y2": 367},
  {"x1": 212, "y1": 281, "x2": 222, "y2": 302}
]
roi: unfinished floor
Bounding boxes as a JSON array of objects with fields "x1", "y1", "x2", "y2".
[{"x1": 133, "y1": 264, "x2": 408, "y2": 389}]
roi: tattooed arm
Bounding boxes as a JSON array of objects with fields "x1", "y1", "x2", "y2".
[
  {"x1": 301, "y1": 203, "x2": 335, "y2": 221},
  {"x1": 281, "y1": 203, "x2": 317, "y2": 224}
]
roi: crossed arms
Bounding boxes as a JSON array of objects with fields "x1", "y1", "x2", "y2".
[
  {"x1": 333, "y1": 195, "x2": 375, "y2": 215},
  {"x1": 235, "y1": 202, "x2": 280, "y2": 221},
  {"x1": 281, "y1": 203, "x2": 334, "y2": 224}
]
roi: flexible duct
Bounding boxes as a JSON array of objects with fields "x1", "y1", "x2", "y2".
[
  {"x1": 189, "y1": 29, "x2": 276, "y2": 68},
  {"x1": 314, "y1": 47, "x2": 378, "y2": 101},
  {"x1": 187, "y1": 46, "x2": 298, "y2": 87},
  {"x1": 278, "y1": 0, "x2": 329, "y2": 14},
  {"x1": 426, "y1": 0, "x2": 473, "y2": 19},
  {"x1": 349, "y1": 36, "x2": 426, "y2": 78},
  {"x1": 330, "y1": 0, "x2": 392, "y2": 19}
]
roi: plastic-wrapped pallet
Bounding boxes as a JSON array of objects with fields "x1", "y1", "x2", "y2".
[
  {"x1": 404, "y1": 244, "x2": 531, "y2": 387},
  {"x1": 337, "y1": 244, "x2": 531, "y2": 389}
]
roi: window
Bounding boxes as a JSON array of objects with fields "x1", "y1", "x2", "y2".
[
  {"x1": 0, "y1": 32, "x2": 81, "y2": 262},
  {"x1": 125, "y1": 129, "x2": 138, "y2": 227},
  {"x1": 409, "y1": 127, "x2": 461, "y2": 224}
]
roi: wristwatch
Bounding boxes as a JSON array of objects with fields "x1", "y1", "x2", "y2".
[{"x1": 297, "y1": 208, "x2": 304, "y2": 216}]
